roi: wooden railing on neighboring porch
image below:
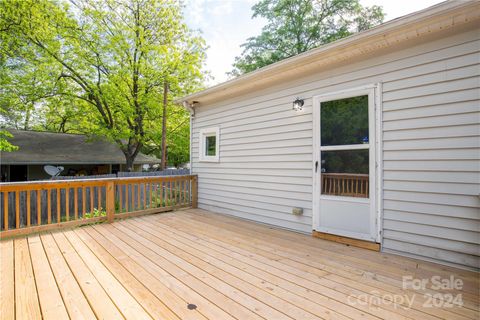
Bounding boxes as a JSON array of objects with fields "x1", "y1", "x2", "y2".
[
  {"x1": 0, "y1": 175, "x2": 198, "y2": 238},
  {"x1": 321, "y1": 173, "x2": 369, "y2": 198}
]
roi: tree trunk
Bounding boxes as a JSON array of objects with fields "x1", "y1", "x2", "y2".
[
  {"x1": 24, "y1": 102, "x2": 33, "y2": 130},
  {"x1": 161, "y1": 81, "x2": 168, "y2": 170},
  {"x1": 125, "y1": 153, "x2": 135, "y2": 172}
]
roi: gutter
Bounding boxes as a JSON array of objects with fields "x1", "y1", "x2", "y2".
[{"x1": 176, "y1": 0, "x2": 480, "y2": 105}]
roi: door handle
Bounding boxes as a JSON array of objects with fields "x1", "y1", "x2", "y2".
[{"x1": 315, "y1": 161, "x2": 318, "y2": 172}]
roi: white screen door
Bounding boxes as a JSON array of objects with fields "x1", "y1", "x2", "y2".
[{"x1": 313, "y1": 86, "x2": 378, "y2": 242}]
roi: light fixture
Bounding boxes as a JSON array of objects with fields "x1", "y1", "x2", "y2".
[{"x1": 292, "y1": 98, "x2": 304, "y2": 111}]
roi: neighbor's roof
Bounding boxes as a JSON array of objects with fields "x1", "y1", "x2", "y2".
[
  {"x1": 179, "y1": 1, "x2": 480, "y2": 106},
  {"x1": 0, "y1": 129, "x2": 160, "y2": 165}
]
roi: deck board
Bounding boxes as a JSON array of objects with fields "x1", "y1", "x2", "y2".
[
  {"x1": 138, "y1": 216, "x2": 430, "y2": 320},
  {"x1": 28, "y1": 235, "x2": 69, "y2": 320},
  {"x1": 1, "y1": 240, "x2": 15, "y2": 320},
  {"x1": 81, "y1": 226, "x2": 203, "y2": 320},
  {"x1": 74, "y1": 228, "x2": 180, "y2": 320},
  {"x1": 62, "y1": 230, "x2": 152, "y2": 320},
  {"x1": 40, "y1": 232, "x2": 96, "y2": 320},
  {"x1": 51, "y1": 232, "x2": 123, "y2": 319},
  {"x1": 165, "y1": 211, "x2": 479, "y2": 320},
  {"x1": 1, "y1": 208, "x2": 478, "y2": 319},
  {"x1": 175, "y1": 210, "x2": 479, "y2": 319},
  {"x1": 152, "y1": 215, "x2": 446, "y2": 320},
  {"x1": 102, "y1": 223, "x2": 240, "y2": 320},
  {"x1": 14, "y1": 238, "x2": 42, "y2": 320}
]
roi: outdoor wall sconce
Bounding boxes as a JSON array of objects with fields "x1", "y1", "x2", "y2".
[{"x1": 292, "y1": 98, "x2": 304, "y2": 111}]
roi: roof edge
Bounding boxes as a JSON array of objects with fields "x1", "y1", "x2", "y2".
[{"x1": 177, "y1": 0, "x2": 480, "y2": 105}]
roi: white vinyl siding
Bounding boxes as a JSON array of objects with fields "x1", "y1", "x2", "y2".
[{"x1": 191, "y1": 28, "x2": 480, "y2": 269}]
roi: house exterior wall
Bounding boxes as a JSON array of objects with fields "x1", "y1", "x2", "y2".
[{"x1": 191, "y1": 29, "x2": 480, "y2": 269}]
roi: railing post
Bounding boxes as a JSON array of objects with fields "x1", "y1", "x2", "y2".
[
  {"x1": 191, "y1": 175, "x2": 198, "y2": 209},
  {"x1": 106, "y1": 181, "x2": 115, "y2": 223}
]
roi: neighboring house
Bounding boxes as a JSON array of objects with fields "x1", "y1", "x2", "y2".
[
  {"x1": 179, "y1": 1, "x2": 480, "y2": 270},
  {"x1": 0, "y1": 129, "x2": 160, "y2": 181}
]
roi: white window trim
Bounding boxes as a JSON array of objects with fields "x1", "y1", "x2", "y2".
[{"x1": 199, "y1": 127, "x2": 220, "y2": 162}]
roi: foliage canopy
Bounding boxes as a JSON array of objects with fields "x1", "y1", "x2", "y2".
[
  {"x1": 0, "y1": 0, "x2": 206, "y2": 167},
  {"x1": 231, "y1": 0, "x2": 384, "y2": 76}
]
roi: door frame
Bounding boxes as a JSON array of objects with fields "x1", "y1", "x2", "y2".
[{"x1": 312, "y1": 83, "x2": 383, "y2": 243}]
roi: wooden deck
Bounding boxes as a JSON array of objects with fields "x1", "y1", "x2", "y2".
[{"x1": 1, "y1": 209, "x2": 478, "y2": 320}]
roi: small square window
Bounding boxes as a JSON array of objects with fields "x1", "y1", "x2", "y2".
[
  {"x1": 205, "y1": 136, "x2": 216, "y2": 156},
  {"x1": 199, "y1": 127, "x2": 219, "y2": 162}
]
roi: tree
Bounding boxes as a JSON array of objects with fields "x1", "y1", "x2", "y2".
[
  {"x1": 1, "y1": 0, "x2": 206, "y2": 170},
  {"x1": 230, "y1": 0, "x2": 384, "y2": 76},
  {"x1": 0, "y1": 130, "x2": 18, "y2": 152},
  {"x1": 142, "y1": 102, "x2": 191, "y2": 167},
  {"x1": 35, "y1": 96, "x2": 88, "y2": 134},
  {"x1": 0, "y1": 51, "x2": 59, "y2": 130}
]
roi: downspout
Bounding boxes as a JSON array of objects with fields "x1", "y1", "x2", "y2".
[
  {"x1": 182, "y1": 101, "x2": 195, "y2": 175},
  {"x1": 189, "y1": 115, "x2": 193, "y2": 175},
  {"x1": 184, "y1": 101, "x2": 195, "y2": 206}
]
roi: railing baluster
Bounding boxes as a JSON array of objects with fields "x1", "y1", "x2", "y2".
[
  {"x1": 175, "y1": 179, "x2": 178, "y2": 206},
  {"x1": 181, "y1": 179, "x2": 184, "y2": 205},
  {"x1": 175, "y1": 180, "x2": 178, "y2": 206},
  {"x1": 162, "y1": 181, "x2": 165, "y2": 207},
  {"x1": 27, "y1": 191, "x2": 31, "y2": 227},
  {"x1": 170, "y1": 179, "x2": 173, "y2": 206},
  {"x1": 178, "y1": 179, "x2": 181, "y2": 205},
  {"x1": 106, "y1": 181, "x2": 114, "y2": 223},
  {"x1": 74, "y1": 187, "x2": 78, "y2": 220},
  {"x1": 37, "y1": 190, "x2": 41, "y2": 226},
  {"x1": 184, "y1": 178, "x2": 187, "y2": 205},
  {"x1": 183, "y1": 179, "x2": 186, "y2": 205},
  {"x1": 15, "y1": 191, "x2": 20, "y2": 229},
  {"x1": 57, "y1": 188, "x2": 61, "y2": 223},
  {"x1": 161, "y1": 181, "x2": 165, "y2": 207},
  {"x1": 65, "y1": 188, "x2": 69, "y2": 222},
  {"x1": 82, "y1": 186, "x2": 86, "y2": 218},
  {"x1": 90, "y1": 186, "x2": 94, "y2": 212},
  {"x1": 4, "y1": 192, "x2": 8, "y2": 231},
  {"x1": 98, "y1": 185, "x2": 101, "y2": 210},
  {"x1": 47, "y1": 189, "x2": 51, "y2": 224},
  {"x1": 143, "y1": 184, "x2": 146, "y2": 209},
  {"x1": 128, "y1": 184, "x2": 132, "y2": 211},
  {"x1": 179, "y1": 179, "x2": 182, "y2": 205},
  {"x1": 119, "y1": 184, "x2": 123, "y2": 213},
  {"x1": 137, "y1": 183, "x2": 140, "y2": 210},
  {"x1": 149, "y1": 183, "x2": 152, "y2": 208}
]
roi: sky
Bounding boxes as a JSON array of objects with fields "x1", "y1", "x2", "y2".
[{"x1": 184, "y1": 0, "x2": 444, "y2": 86}]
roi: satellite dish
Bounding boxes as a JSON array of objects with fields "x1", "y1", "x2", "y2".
[{"x1": 44, "y1": 165, "x2": 64, "y2": 178}]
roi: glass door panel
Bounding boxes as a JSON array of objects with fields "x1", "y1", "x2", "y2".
[
  {"x1": 321, "y1": 150, "x2": 369, "y2": 198},
  {"x1": 320, "y1": 95, "x2": 369, "y2": 199},
  {"x1": 321, "y1": 95, "x2": 369, "y2": 146}
]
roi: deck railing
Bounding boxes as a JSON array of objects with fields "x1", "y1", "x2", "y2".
[
  {"x1": 0, "y1": 175, "x2": 198, "y2": 238},
  {"x1": 321, "y1": 173, "x2": 369, "y2": 198}
]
